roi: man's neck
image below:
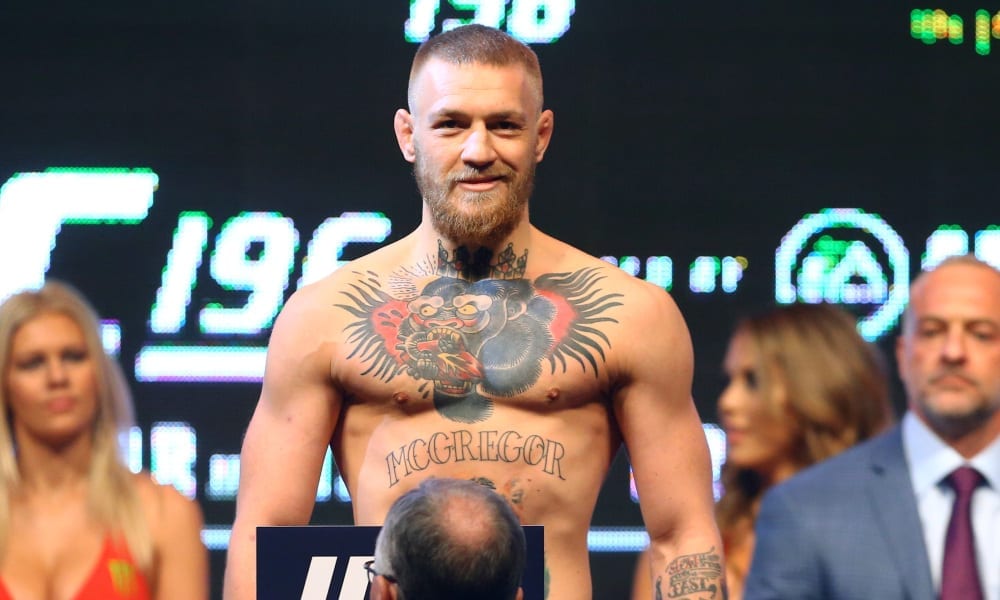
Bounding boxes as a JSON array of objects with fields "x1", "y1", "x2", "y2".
[
  {"x1": 913, "y1": 406, "x2": 1000, "y2": 459},
  {"x1": 415, "y1": 221, "x2": 535, "y2": 282},
  {"x1": 436, "y1": 239, "x2": 529, "y2": 280}
]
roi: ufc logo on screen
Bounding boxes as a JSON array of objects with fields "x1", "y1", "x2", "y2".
[{"x1": 295, "y1": 555, "x2": 372, "y2": 600}]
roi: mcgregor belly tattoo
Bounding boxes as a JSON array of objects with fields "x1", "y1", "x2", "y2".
[{"x1": 385, "y1": 429, "x2": 567, "y2": 487}]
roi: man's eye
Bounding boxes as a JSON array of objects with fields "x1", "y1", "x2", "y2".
[
  {"x1": 435, "y1": 120, "x2": 459, "y2": 129},
  {"x1": 971, "y1": 327, "x2": 998, "y2": 341}
]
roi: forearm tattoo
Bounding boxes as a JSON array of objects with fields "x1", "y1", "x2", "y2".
[{"x1": 655, "y1": 547, "x2": 726, "y2": 600}]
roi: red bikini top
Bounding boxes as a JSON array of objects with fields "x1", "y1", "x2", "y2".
[{"x1": 0, "y1": 537, "x2": 150, "y2": 600}]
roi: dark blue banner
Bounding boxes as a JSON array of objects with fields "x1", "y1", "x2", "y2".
[{"x1": 257, "y1": 525, "x2": 545, "y2": 599}]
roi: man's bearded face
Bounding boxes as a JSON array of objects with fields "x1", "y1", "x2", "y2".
[{"x1": 414, "y1": 143, "x2": 535, "y2": 248}]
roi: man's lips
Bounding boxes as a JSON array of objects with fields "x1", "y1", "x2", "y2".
[
  {"x1": 456, "y1": 176, "x2": 504, "y2": 191},
  {"x1": 930, "y1": 372, "x2": 976, "y2": 388}
]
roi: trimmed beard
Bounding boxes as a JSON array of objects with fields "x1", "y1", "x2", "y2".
[
  {"x1": 916, "y1": 392, "x2": 999, "y2": 441},
  {"x1": 415, "y1": 151, "x2": 535, "y2": 248}
]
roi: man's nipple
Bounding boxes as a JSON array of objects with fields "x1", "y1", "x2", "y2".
[{"x1": 392, "y1": 391, "x2": 410, "y2": 405}]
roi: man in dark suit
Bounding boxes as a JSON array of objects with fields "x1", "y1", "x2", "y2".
[{"x1": 744, "y1": 254, "x2": 1000, "y2": 600}]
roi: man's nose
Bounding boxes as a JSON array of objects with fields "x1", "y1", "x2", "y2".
[
  {"x1": 461, "y1": 126, "x2": 497, "y2": 167},
  {"x1": 940, "y1": 328, "x2": 968, "y2": 364}
]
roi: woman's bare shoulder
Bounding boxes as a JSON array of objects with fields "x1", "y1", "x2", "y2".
[{"x1": 132, "y1": 473, "x2": 204, "y2": 539}]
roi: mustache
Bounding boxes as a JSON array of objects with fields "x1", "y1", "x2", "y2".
[
  {"x1": 929, "y1": 370, "x2": 977, "y2": 386},
  {"x1": 448, "y1": 167, "x2": 513, "y2": 183}
]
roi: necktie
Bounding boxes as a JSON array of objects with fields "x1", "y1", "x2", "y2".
[{"x1": 940, "y1": 465, "x2": 985, "y2": 600}]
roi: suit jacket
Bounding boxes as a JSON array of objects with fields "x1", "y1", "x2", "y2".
[{"x1": 743, "y1": 425, "x2": 936, "y2": 600}]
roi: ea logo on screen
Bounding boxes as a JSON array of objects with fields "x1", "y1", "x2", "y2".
[{"x1": 775, "y1": 208, "x2": 909, "y2": 341}]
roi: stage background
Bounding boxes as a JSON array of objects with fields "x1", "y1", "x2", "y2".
[{"x1": 1, "y1": 2, "x2": 998, "y2": 597}]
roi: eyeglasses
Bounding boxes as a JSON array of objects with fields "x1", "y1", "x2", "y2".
[{"x1": 364, "y1": 559, "x2": 398, "y2": 584}]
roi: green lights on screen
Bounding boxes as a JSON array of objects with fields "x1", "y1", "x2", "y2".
[{"x1": 911, "y1": 8, "x2": 1000, "y2": 55}]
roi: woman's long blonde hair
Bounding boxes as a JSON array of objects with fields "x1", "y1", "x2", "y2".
[
  {"x1": 0, "y1": 281, "x2": 151, "y2": 572},
  {"x1": 715, "y1": 303, "x2": 892, "y2": 538}
]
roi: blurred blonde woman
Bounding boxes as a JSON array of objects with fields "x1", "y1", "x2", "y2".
[
  {"x1": 0, "y1": 282, "x2": 207, "y2": 599},
  {"x1": 631, "y1": 303, "x2": 891, "y2": 599}
]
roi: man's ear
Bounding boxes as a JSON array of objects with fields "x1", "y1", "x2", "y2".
[
  {"x1": 534, "y1": 109, "x2": 554, "y2": 163},
  {"x1": 895, "y1": 334, "x2": 906, "y2": 379},
  {"x1": 394, "y1": 108, "x2": 417, "y2": 163},
  {"x1": 515, "y1": 587, "x2": 524, "y2": 600},
  {"x1": 370, "y1": 576, "x2": 397, "y2": 600}
]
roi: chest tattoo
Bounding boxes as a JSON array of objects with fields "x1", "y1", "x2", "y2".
[{"x1": 338, "y1": 242, "x2": 623, "y2": 423}]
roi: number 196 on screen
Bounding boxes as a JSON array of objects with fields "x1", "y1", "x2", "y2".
[{"x1": 405, "y1": 0, "x2": 574, "y2": 44}]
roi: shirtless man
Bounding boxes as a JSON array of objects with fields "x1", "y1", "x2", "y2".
[{"x1": 224, "y1": 24, "x2": 724, "y2": 600}]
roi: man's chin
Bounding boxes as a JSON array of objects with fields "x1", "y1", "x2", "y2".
[
  {"x1": 435, "y1": 220, "x2": 516, "y2": 248},
  {"x1": 430, "y1": 200, "x2": 524, "y2": 247},
  {"x1": 919, "y1": 394, "x2": 993, "y2": 438},
  {"x1": 449, "y1": 189, "x2": 510, "y2": 211}
]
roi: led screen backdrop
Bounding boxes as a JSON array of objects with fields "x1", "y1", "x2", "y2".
[{"x1": 1, "y1": 2, "x2": 998, "y2": 597}]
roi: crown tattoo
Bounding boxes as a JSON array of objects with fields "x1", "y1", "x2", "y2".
[{"x1": 436, "y1": 240, "x2": 528, "y2": 280}]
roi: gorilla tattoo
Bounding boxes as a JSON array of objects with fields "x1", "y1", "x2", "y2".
[{"x1": 338, "y1": 265, "x2": 623, "y2": 423}]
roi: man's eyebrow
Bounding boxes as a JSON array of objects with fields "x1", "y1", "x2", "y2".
[
  {"x1": 486, "y1": 110, "x2": 527, "y2": 121},
  {"x1": 427, "y1": 109, "x2": 527, "y2": 121},
  {"x1": 916, "y1": 316, "x2": 1000, "y2": 328},
  {"x1": 427, "y1": 109, "x2": 468, "y2": 120}
]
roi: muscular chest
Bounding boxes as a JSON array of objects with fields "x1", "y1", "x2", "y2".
[
  {"x1": 339, "y1": 364, "x2": 617, "y2": 508},
  {"x1": 331, "y1": 268, "x2": 622, "y2": 420},
  {"x1": 335, "y1": 336, "x2": 614, "y2": 432}
]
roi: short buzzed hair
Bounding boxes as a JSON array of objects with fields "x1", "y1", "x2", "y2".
[
  {"x1": 407, "y1": 24, "x2": 544, "y2": 112},
  {"x1": 902, "y1": 254, "x2": 1000, "y2": 333}
]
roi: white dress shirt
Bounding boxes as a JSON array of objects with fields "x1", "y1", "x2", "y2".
[{"x1": 903, "y1": 411, "x2": 1000, "y2": 600}]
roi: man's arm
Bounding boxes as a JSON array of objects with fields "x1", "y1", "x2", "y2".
[
  {"x1": 223, "y1": 288, "x2": 343, "y2": 600},
  {"x1": 614, "y1": 283, "x2": 726, "y2": 600}
]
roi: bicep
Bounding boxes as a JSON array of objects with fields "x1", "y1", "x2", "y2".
[
  {"x1": 234, "y1": 296, "x2": 343, "y2": 526},
  {"x1": 237, "y1": 366, "x2": 339, "y2": 525},
  {"x1": 614, "y1": 294, "x2": 713, "y2": 540}
]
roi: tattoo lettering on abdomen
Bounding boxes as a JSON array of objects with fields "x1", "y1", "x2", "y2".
[
  {"x1": 385, "y1": 429, "x2": 566, "y2": 487},
  {"x1": 656, "y1": 547, "x2": 725, "y2": 600},
  {"x1": 339, "y1": 244, "x2": 622, "y2": 423}
]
